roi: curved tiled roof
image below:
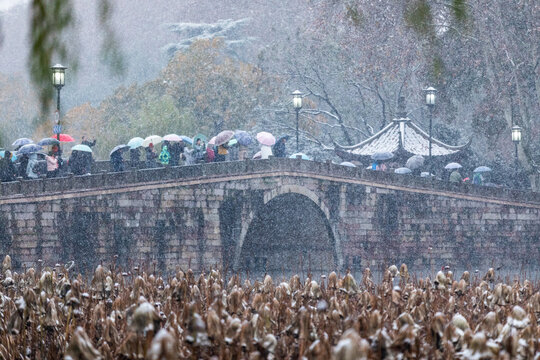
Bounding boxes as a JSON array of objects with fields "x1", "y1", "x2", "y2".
[{"x1": 336, "y1": 118, "x2": 469, "y2": 159}]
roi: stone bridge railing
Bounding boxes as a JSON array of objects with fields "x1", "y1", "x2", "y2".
[{"x1": 1, "y1": 158, "x2": 540, "y2": 206}]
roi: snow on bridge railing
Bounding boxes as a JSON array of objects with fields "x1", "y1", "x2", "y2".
[{"x1": 1, "y1": 158, "x2": 539, "y2": 205}]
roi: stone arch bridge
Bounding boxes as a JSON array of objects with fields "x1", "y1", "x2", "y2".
[{"x1": 0, "y1": 158, "x2": 539, "y2": 274}]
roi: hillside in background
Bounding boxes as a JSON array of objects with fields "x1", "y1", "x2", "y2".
[{"x1": 0, "y1": 0, "x2": 304, "y2": 115}]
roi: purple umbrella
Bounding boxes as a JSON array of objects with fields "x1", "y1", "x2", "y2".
[
  {"x1": 214, "y1": 130, "x2": 235, "y2": 146},
  {"x1": 234, "y1": 130, "x2": 253, "y2": 146},
  {"x1": 256, "y1": 132, "x2": 276, "y2": 146},
  {"x1": 12, "y1": 138, "x2": 33, "y2": 147}
]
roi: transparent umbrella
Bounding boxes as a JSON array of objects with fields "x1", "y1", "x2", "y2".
[
  {"x1": 445, "y1": 162, "x2": 462, "y2": 170},
  {"x1": 395, "y1": 167, "x2": 412, "y2": 174},
  {"x1": 371, "y1": 151, "x2": 394, "y2": 161}
]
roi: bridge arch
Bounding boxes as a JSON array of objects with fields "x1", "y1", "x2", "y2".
[{"x1": 233, "y1": 185, "x2": 342, "y2": 274}]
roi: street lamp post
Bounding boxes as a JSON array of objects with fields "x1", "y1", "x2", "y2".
[
  {"x1": 292, "y1": 90, "x2": 303, "y2": 152},
  {"x1": 512, "y1": 125, "x2": 522, "y2": 165},
  {"x1": 424, "y1": 87, "x2": 437, "y2": 176},
  {"x1": 51, "y1": 64, "x2": 67, "y2": 143}
]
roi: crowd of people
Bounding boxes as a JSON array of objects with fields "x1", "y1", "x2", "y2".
[{"x1": 0, "y1": 133, "x2": 292, "y2": 183}]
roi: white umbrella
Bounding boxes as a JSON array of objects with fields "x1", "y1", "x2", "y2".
[
  {"x1": 445, "y1": 162, "x2": 462, "y2": 170},
  {"x1": 394, "y1": 167, "x2": 412, "y2": 174},
  {"x1": 163, "y1": 134, "x2": 182, "y2": 142},
  {"x1": 340, "y1": 161, "x2": 356, "y2": 167},
  {"x1": 142, "y1": 135, "x2": 162, "y2": 147}
]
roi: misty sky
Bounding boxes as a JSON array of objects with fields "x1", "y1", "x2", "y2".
[{"x1": 0, "y1": 0, "x2": 25, "y2": 11}]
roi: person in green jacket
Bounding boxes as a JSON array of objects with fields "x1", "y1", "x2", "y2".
[
  {"x1": 159, "y1": 143, "x2": 171, "y2": 165},
  {"x1": 449, "y1": 170, "x2": 462, "y2": 183}
]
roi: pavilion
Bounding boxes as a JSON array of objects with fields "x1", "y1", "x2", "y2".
[{"x1": 334, "y1": 116, "x2": 470, "y2": 164}]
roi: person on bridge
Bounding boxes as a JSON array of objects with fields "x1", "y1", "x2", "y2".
[
  {"x1": 193, "y1": 138, "x2": 206, "y2": 163},
  {"x1": 168, "y1": 140, "x2": 185, "y2": 166},
  {"x1": 81, "y1": 136, "x2": 97, "y2": 148},
  {"x1": 110, "y1": 150, "x2": 124, "y2": 172},
  {"x1": 26, "y1": 153, "x2": 39, "y2": 179},
  {"x1": 130, "y1": 148, "x2": 140, "y2": 169},
  {"x1": 0, "y1": 151, "x2": 17, "y2": 182},
  {"x1": 45, "y1": 152, "x2": 59, "y2": 178},
  {"x1": 449, "y1": 169, "x2": 463, "y2": 183},
  {"x1": 215, "y1": 143, "x2": 228, "y2": 162},
  {"x1": 159, "y1": 142, "x2": 171, "y2": 165},
  {"x1": 260, "y1": 144, "x2": 273, "y2": 159},
  {"x1": 145, "y1": 143, "x2": 157, "y2": 167},
  {"x1": 273, "y1": 135, "x2": 289, "y2": 158}
]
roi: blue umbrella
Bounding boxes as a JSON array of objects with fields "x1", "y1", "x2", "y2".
[
  {"x1": 394, "y1": 167, "x2": 412, "y2": 174},
  {"x1": 37, "y1": 138, "x2": 60, "y2": 146},
  {"x1": 180, "y1": 135, "x2": 193, "y2": 144},
  {"x1": 127, "y1": 137, "x2": 144, "y2": 149},
  {"x1": 289, "y1": 152, "x2": 311, "y2": 160},
  {"x1": 17, "y1": 143, "x2": 42, "y2": 154},
  {"x1": 234, "y1": 130, "x2": 253, "y2": 146},
  {"x1": 71, "y1": 144, "x2": 93, "y2": 153},
  {"x1": 473, "y1": 166, "x2": 492, "y2": 173},
  {"x1": 0, "y1": 151, "x2": 17, "y2": 162},
  {"x1": 12, "y1": 138, "x2": 33, "y2": 147}
]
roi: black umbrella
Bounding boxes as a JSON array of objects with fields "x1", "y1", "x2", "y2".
[{"x1": 110, "y1": 144, "x2": 129, "y2": 156}]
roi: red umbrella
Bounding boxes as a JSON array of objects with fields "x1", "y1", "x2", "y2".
[{"x1": 52, "y1": 134, "x2": 75, "y2": 142}]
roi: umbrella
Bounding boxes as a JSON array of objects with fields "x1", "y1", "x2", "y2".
[
  {"x1": 12, "y1": 138, "x2": 33, "y2": 147},
  {"x1": 110, "y1": 144, "x2": 129, "y2": 156},
  {"x1": 445, "y1": 162, "x2": 462, "y2": 170},
  {"x1": 234, "y1": 130, "x2": 253, "y2": 146},
  {"x1": 228, "y1": 138, "x2": 238, "y2": 146},
  {"x1": 53, "y1": 134, "x2": 75, "y2": 142},
  {"x1": 340, "y1": 161, "x2": 356, "y2": 167},
  {"x1": 163, "y1": 134, "x2": 182, "y2": 142},
  {"x1": 473, "y1": 166, "x2": 492, "y2": 173},
  {"x1": 252, "y1": 151, "x2": 261, "y2": 159},
  {"x1": 17, "y1": 144, "x2": 42, "y2": 154},
  {"x1": 142, "y1": 135, "x2": 162, "y2": 147},
  {"x1": 0, "y1": 151, "x2": 17, "y2": 162},
  {"x1": 406, "y1": 155, "x2": 425, "y2": 170},
  {"x1": 289, "y1": 152, "x2": 311, "y2": 160},
  {"x1": 371, "y1": 151, "x2": 394, "y2": 161},
  {"x1": 214, "y1": 130, "x2": 235, "y2": 146},
  {"x1": 180, "y1": 135, "x2": 193, "y2": 144},
  {"x1": 256, "y1": 131, "x2": 276, "y2": 146},
  {"x1": 394, "y1": 167, "x2": 412, "y2": 174},
  {"x1": 193, "y1": 134, "x2": 207, "y2": 145},
  {"x1": 71, "y1": 144, "x2": 93, "y2": 153},
  {"x1": 208, "y1": 136, "x2": 217, "y2": 146},
  {"x1": 127, "y1": 137, "x2": 144, "y2": 149},
  {"x1": 38, "y1": 138, "x2": 60, "y2": 146}
]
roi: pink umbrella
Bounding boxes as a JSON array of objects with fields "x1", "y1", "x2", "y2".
[
  {"x1": 208, "y1": 136, "x2": 217, "y2": 146},
  {"x1": 252, "y1": 151, "x2": 261, "y2": 159},
  {"x1": 256, "y1": 132, "x2": 276, "y2": 146},
  {"x1": 214, "y1": 130, "x2": 235, "y2": 146}
]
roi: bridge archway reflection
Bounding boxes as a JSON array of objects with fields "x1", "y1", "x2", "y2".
[{"x1": 237, "y1": 192, "x2": 337, "y2": 275}]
